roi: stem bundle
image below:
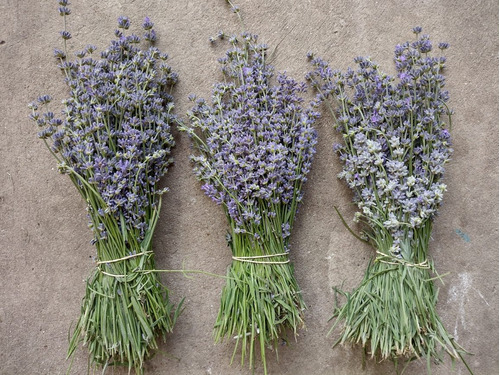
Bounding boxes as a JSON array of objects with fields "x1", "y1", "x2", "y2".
[
  {"x1": 214, "y1": 217, "x2": 306, "y2": 372},
  {"x1": 331, "y1": 223, "x2": 471, "y2": 373},
  {"x1": 67, "y1": 196, "x2": 182, "y2": 373}
]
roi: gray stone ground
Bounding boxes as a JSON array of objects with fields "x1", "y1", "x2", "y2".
[{"x1": 0, "y1": 0, "x2": 498, "y2": 374}]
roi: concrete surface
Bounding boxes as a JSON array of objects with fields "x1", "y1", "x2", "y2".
[{"x1": 0, "y1": 0, "x2": 498, "y2": 374}]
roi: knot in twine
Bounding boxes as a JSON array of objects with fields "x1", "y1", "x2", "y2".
[
  {"x1": 232, "y1": 252, "x2": 290, "y2": 265},
  {"x1": 96, "y1": 251, "x2": 153, "y2": 278},
  {"x1": 375, "y1": 251, "x2": 430, "y2": 269}
]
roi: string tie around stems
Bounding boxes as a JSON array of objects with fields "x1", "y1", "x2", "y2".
[
  {"x1": 96, "y1": 250, "x2": 153, "y2": 265},
  {"x1": 231, "y1": 252, "x2": 290, "y2": 265},
  {"x1": 374, "y1": 250, "x2": 430, "y2": 269},
  {"x1": 96, "y1": 251, "x2": 153, "y2": 279}
]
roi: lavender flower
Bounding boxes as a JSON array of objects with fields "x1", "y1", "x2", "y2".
[
  {"x1": 117, "y1": 16, "x2": 130, "y2": 29},
  {"x1": 58, "y1": 6, "x2": 71, "y2": 16},
  {"x1": 142, "y1": 17, "x2": 154, "y2": 30},
  {"x1": 184, "y1": 32, "x2": 318, "y2": 233},
  {"x1": 308, "y1": 29, "x2": 471, "y2": 373},
  {"x1": 29, "y1": 6, "x2": 181, "y2": 374},
  {"x1": 31, "y1": 20, "x2": 177, "y2": 242},
  {"x1": 181, "y1": 32, "x2": 318, "y2": 374},
  {"x1": 307, "y1": 30, "x2": 452, "y2": 252},
  {"x1": 59, "y1": 30, "x2": 71, "y2": 40}
]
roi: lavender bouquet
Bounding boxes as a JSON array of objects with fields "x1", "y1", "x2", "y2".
[
  {"x1": 307, "y1": 28, "x2": 471, "y2": 373},
  {"x1": 29, "y1": 3, "x2": 181, "y2": 373},
  {"x1": 181, "y1": 33, "x2": 318, "y2": 373}
]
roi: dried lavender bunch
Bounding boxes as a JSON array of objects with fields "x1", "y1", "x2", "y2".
[
  {"x1": 307, "y1": 28, "x2": 472, "y2": 373},
  {"x1": 29, "y1": 3, "x2": 181, "y2": 374},
  {"x1": 181, "y1": 32, "x2": 318, "y2": 374}
]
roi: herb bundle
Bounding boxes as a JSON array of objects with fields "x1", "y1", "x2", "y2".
[
  {"x1": 29, "y1": 3, "x2": 181, "y2": 373},
  {"x1": 307, "y1": 28, "x2": 471, "y2": 373},
  {"x1": 181, "y1": 33, "x2": 318, "y2": 373}
]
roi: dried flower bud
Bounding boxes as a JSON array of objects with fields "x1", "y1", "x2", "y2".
[
  {"x1": 53, "y1": 48, "x2": 66, "y2": 59},
  {"x1": 60, "y1": 30, "x2": 72, "y2": 40},
  {"x1": 37, "y1": 95, "x2": 52, "y2": 105},
  {"x1": 144, "y1": 29, "x2": 157, "y2": 43},
  {"x1": 142, "y1": 17, "x2": 154, "y2": 30},
  {"x1": 58, "y1": 6, "x2": 71, "y2": 16},
  {"x1": 117, "y1": 16, "x2": 130, "y2": 30},
  {"x1": 438, "y1": 42, "x2": 450, "y2": 50}
]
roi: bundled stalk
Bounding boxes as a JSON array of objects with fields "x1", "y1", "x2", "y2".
[
  {"x1": 181, "y1": 33, "x2": 318, "y2": 373},
  {"x1": 29, "y1": 3, "x2": 181, "y2": 373},
  {"x1": 307, "y1": 28, "x2": 472, "y2": 373}
]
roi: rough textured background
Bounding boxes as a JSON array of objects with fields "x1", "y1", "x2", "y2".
[{"x1": 0, "y1": 0, "x2": 498, "y2": 374}]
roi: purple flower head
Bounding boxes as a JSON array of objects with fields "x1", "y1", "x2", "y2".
[
  {"x1": 30, "y1": 16, "x2": 178, "y2": 242},
  {"x1": 60, "y1": 30, "x2": 72, "y2": 40},
  {"x1": 308, "y1": 28, "x2": 452, "y2": 241},
  {"x1": 58, "y1": 6, "x2": 71, "y2": 16},
  {"x1": 37, "y1": 95, "x2": 52, "y2": 105},
  {"x1": 438, "y1": 42, "x2": 450, "y2": 50},
  {"x1": 144, "y1": 29, "x2": 157, "y2": 43},
  {"x1": 117, "y1": 16, "x2": 130, "y2": 30},
  {"x1": 142, "y1": 17, "x2": 154, "y2": 30},
  {"x1": 53, "y1": 48, "x2": 66, "y2": 59},
  {"x1": 184, "y1": 33, "x2": 318, "y2": 237}
]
